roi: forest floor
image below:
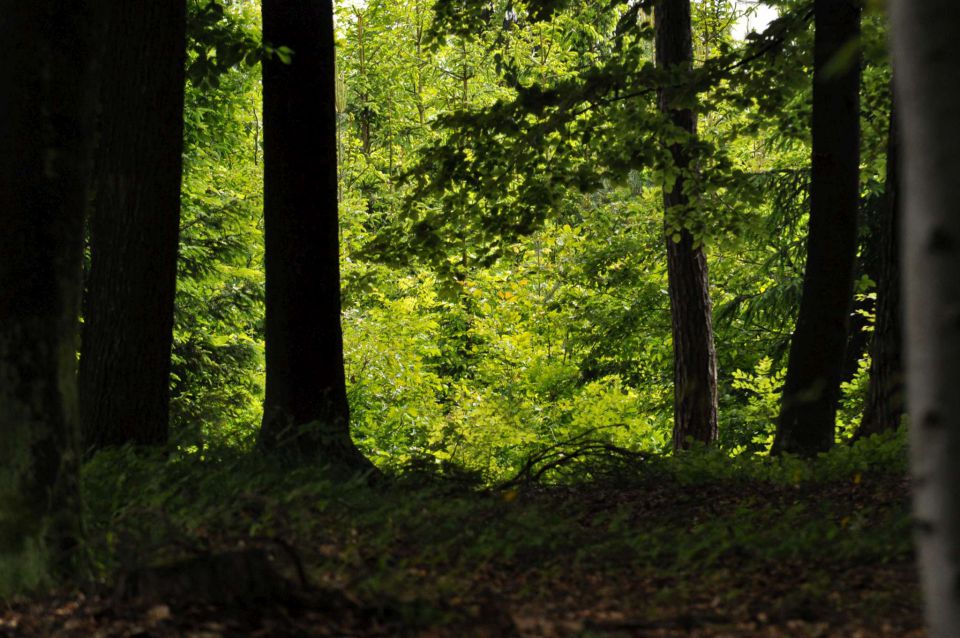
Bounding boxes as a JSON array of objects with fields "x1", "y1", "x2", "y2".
[{"x1": 1, "y1": 439, "x2": 922, "y2": 637}]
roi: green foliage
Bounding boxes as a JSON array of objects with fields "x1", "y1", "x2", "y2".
[
  {"x1": 726, "y1": 357, "x2": 783, "y2": 452},
  {"x1": 660, "y1": 427, "x2": 907, "y2": 487},
  {"x1": 327, "y1": 0, "x2": 896, "y2": 472},
  {"x1": 173, "y1": 13, "x2": 264, "y2": 450},
  {"x1": 186, "y1": 0, "x2": 262, "y2": 89},
  {"x1": 162, "y1": 0, "x2": 898, "y2": 476}
]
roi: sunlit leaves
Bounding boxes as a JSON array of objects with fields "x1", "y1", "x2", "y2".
[{"x1": 186, "y1": 0, "x2": 262, "y2": 90}]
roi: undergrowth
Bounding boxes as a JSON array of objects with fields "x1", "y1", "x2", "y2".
[
  {"x1": 80, "y1": 429, "x2": 911, "y2": 593},
  {"x1": 0, "y1": 428, "x2": 911, "y2": 634}
]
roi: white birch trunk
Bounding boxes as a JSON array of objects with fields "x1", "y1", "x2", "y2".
[{"x1": 891, "y1": 2, "x2": 960, "y2": 635}]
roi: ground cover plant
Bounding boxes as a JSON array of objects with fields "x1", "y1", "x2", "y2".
[{"x1": 2, "y1": 432, "x2": 920, "y2": 636}]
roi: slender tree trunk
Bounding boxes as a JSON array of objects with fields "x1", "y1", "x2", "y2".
[
  {"x1": 356, "y1": 11, "x2": 372, "y2": 157},
  {"x1": 414, "y1": 10, "x2": 427, "y2": 128},
  {"x1": 260, "y1": 0, "x2": 372, "y2": 470},
  {"x1": 840, "y1": 232, "x2": 878, "y2": 384},
  {"x1": 0, "y1": 0, "x2": 97, "y2": 591},
  {"x1": 891, "y1": 2, "x2": 960, "y2": 634},
  {"x1": 78, "y1": 1, "x2": 186, "y2": 452},
  {"x1": 655, "y1": 0, "x2": 719, "y2": 451},
  {"x1": 773, "y1": 0, "x2": 860, "y2": 456},
  {"x1": 858, "y1": 103, "x2": 903, "y2": 438}
]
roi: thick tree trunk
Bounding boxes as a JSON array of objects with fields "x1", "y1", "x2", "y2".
[
  {"x1": 891, "y1": 2, "x2": 960, "y2": 634},
  {"x1": 858, "y1": 104, "x2": 903, "y2": 438},
  {"x1": 0, "y1": 0, "x2": 96, "y2": 591},
  {"x1": 78, "y1": 2, "x2": 186, "y2": 452},
  {"x1": 773, "y1": 0, "x2": 860, "y2": 456},
  {"x1": 655, "y1": 0, "x2": 719, "y2": 451},
  {"x1": 260, "y1": 0, "x2": 372, "y2": 470}
]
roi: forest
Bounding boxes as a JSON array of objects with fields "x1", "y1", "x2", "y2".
[{"x1": 0, "y1": 0, "x2": 958, "y2": 635}]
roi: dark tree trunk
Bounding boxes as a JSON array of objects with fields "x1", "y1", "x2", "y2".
[
  {"x1": 891, "y1": 2, "x2": 960, "y2": 633},
  {"x1": 773, "y1": 0, "x2": 860, "y2": 456},
  {"x1": 78, "y1": 2, "x2": 186, "y2": 452},
  {"x1": 655, "y1": 0, "x2": 719, "y2": 451},
  {"x1": 0, "y1": 0, "x2": 96, "y2": 590},
  {"x1": 260, "y1": 0, "x2": 372, "y2": 469},
  {"x1": 858, "y1": 104, "x2": 903, "y2": 438}
]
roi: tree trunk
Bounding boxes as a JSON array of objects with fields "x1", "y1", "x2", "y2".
[
  {"x1": 840, "y1": 226, "x2": 879, "y2": 385},
  {"x1": 773, "y1": 0, "x2": 860, "y2": 456},
  {"x1": 655, "y1": 0, "x2": 719, "y2": 451},
  {"x1": 0, "y1": 0, "x2": 96, "y2": 591},
  {"x1": 78, "y1": 1, "x2": 186, "y2": 452},
  {"x1": 260, "y1": 0, "x2": 372, "y2": 470},
  {"x1": 858, "y1": 103, "x2": 903, "y2": 438},
  {"x1": 356, "y1": 12, "x2": 373, "y2": 157},
  {"x1": 891, "y1": 2, "x2": 960, "y2": 634}
]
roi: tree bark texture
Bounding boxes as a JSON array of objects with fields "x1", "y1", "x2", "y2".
[
  {"x1": 260, "y1": 0, "x2": 371, "y2": 469},
  {"x1": 773, "y1": 0, "x2": 860, "y2": 456},
  {"x1": 891, "y1": 2, "x2": 960, "y2": 634},
  {"x1": 858, "y1": 104, "x2": 903, "y2": 438},
  {"x1": 78, "y1": 1, "x2": 186, "y2": 451},
  {"x1": 655, "y1": 0, "x2": 719, "y2": 451},
  {"x1": 0, "y1": 0, "x2": 97, "y2": 592}
]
